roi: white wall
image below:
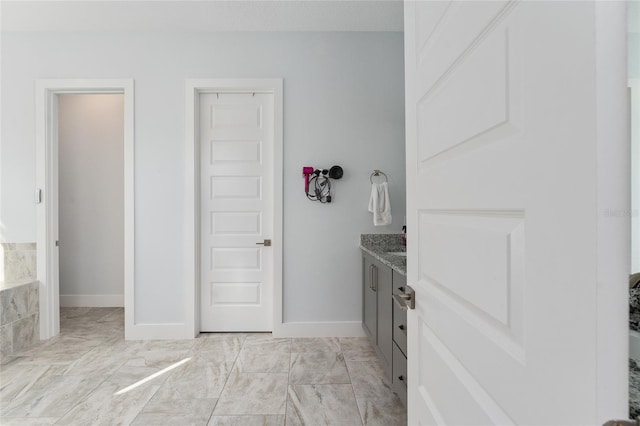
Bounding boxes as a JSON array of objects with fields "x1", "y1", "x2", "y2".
[
  {"x1": 631, "y1": 79, "x2": 639, "y2": 274},
  {"x1": 0, "y1": 31, "x2": 405, "y2": 326},
  {"x1": 630, "y1": 0, "x2": 639, "y2": 274},
  {"x1": 58, "y1": 94, "x2": 124, "y2": 306}
]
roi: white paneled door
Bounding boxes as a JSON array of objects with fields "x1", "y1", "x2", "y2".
[
  {"x1": 404, "y1": 1, "x2": 627, "y2": 425},
  {"x1": 200, "y1": 92, "x2": 274, "y2": 332}
]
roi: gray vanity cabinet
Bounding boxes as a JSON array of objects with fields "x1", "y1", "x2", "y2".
[{"x1": 361, "y1": 252, "x2": 393, "y2": 379}]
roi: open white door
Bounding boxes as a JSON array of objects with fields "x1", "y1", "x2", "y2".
[{"x1": 404, "y1": 1, "x2": 629, "y2": 424}]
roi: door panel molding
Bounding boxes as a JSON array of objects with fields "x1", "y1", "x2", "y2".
[{"x1": 405, "y1": 1, "x2": 628, "y2": 423}]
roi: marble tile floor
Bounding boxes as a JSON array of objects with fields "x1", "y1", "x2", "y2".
[{"x1": 0, "y1": 307, "x2": 406, "y2": 425}]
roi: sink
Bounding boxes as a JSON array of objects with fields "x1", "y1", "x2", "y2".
[{"x1": 386, "y1": 252, "x2": 407, "y2": 257}]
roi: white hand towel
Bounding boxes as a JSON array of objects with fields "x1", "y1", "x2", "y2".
[{"x1": 368, "y1": 182, "x2": 392, "y2": 226}]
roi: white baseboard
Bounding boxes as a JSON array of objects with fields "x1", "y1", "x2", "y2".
[
  {"x1": 60, "y1": 294, "x2": 124, "y2": 307},
  {"x1": 273, "y1": 321, "x2": 366, "y2": 338},
  {"x1": 120, "y1": 320, "x2": 365, "y2": 340}
]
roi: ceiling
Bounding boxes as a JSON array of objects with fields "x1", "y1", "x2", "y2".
[{"x1": 0, "y1": 0, "x2": 404, "y2": 32}]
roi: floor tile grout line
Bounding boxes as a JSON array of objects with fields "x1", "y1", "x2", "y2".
[
  {"x1": 285, "y1": 336, "x2": 293, "y2": 426},
  {"x1": 125, "y1": 350, "x2": 185, "y2": 426},
  {"x1": 205, "y1": 333, "x2": 246, "y2": 423},
  {"x1": 4, "y1": 364, "x2": 55, "y2": 403},
  {"x1": 342, "y1": 338, "x2": 367, "y2": 426}
]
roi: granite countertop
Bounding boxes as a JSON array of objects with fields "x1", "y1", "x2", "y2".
[{"x1": 360, "y1": 233, "x2": 407, "y2": 276}]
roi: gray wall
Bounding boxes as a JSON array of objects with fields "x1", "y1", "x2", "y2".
[
  {"x1": 0, "y1": 31, "x2": 406, "y2": 325},
  {"x1": 58, "y1": 94, "x2": 124, "y2": 302}
]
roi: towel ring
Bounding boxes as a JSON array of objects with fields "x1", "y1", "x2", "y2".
[{"x1": 370, "y1": 170, "x2": 388, "y2": 184}]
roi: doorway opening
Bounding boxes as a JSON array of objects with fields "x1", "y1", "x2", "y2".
[
  {"x1": 35, "y1": 80, "x2": 134, "y2": 340},
  {"x1": 57, "y1": 94, "x2": 125, "y2": 331}
]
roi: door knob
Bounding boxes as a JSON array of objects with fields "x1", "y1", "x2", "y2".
[{"x1": 256, "y1": 239, "x2": 272, "y2": 247}]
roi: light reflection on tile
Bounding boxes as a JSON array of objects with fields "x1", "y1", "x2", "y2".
[
  {"x1": 54, "y1": 378, "x2": 159, "y2": 425},
  {"x1": 154, "y1": 353, "x2": 236, "y2": 399}
]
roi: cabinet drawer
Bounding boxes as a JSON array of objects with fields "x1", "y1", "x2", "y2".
[
  {"x1": 393, "y1": 271, "x2": 407, "y2": 295},
  {"x1": 392, "y1": 342, "x2": 407, "y2": 407},
  {"x1": 393, "y1": 294, "x2": 407, "y2": 356}
]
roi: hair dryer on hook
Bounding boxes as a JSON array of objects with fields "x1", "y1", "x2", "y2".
[{"x1": 302, "y1": 166, "x2": 314, "y2": 193}]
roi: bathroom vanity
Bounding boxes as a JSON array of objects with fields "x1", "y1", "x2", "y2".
[{"x1": 360, "y1": 234, "x2": 408, "y2": 406}]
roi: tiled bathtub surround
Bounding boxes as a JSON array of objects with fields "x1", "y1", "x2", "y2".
[
  {"x1": 1, "y1": 243, "x2": 37, "y2": 283},
  {"x1": 0, "y1": 281, "x2": 39, "y2": 359},
  {"x1": 0, "y1": 242, "x2": 39, "y2": 358}
]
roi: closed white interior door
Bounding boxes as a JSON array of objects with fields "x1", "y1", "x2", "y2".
[
  {"x1": 404, "y1": 1, "x2": 627, "y2": 424},
  {"x1": 200, "y1": 92, "x2": 274, "y2": 332}
]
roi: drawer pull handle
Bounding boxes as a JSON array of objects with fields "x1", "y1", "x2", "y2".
[
  {"x1": 393, "y1": 286, "x2": 415, "y2": 310},
  {"x1": 372, "y1": 265, "x2": 377, "y2": 292},
  {"x1": 393, "y1": 294, "x2": 409, "y2": 311}
]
